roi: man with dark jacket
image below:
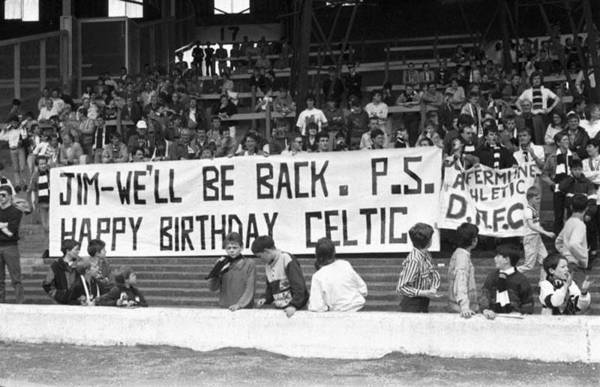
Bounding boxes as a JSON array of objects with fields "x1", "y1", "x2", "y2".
[
  {"x1": 475, "y1": 125, "x2": 516, "y2": 169},
  {"x1": 0, "y1": 185, "x2": 23, "y2": 303}
]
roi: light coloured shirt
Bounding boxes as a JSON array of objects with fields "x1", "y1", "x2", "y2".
[
  {"x1": 580, "y1": 119, "x2": 600, "y2": 139},
  {"x1": 518, "y1": 86, "x2": 558, "y2": 115},
  {"x1": 296, "y1": 108, "x2": 327, "y2": 135},
  {"x1": 308, "y1": 260, "x2": 367, "y2": 312},
  {"x1": 555, "y1": 217, "x2": 588, "y2": 268},
  {"x1": 447, "y1": 248, "x2": 479, "y2": 312},
  {"x1": 365, "y1": 102, "x2": 389, "y2": 123}
]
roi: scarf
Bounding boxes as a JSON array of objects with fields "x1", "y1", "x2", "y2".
[{"x1": 205, "y1": 255, "x2": 243, "y2": 279}]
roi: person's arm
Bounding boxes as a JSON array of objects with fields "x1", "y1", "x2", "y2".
[
  {"x1": 41, "y1": 266, "x2": 56, "y2": 298},
  {"x1": 570, "y1": 222, "x2": 589, "y2": 266},
  {"x1": 539, "y1": 280, "x2": 568, "y2": 308},
  {"x1": 479, "y1": 272, "x2": 493, "y2": 312},
  {"x1": 133, "y1": 288, "x2": 148, "y2": 307},
  {"x1": 234, "y1": 260, "x2": 256, "y2": 308},
  {"x1": 262, "y1": 278, "x2": 274, "y2": 305},
  {"x1": 352, "y1": 267, "x2": 368, "y2": 297},
  {"x1": 544, "y1": 88, "x2": 559, "y2": 113},
  {"x1": 307, "y1": 275, "x2": 328, "y2": 312},
  {"x1": 541, "y1": 156, "x2": 556, "y2": 187},
  {"x1": 452, "y1": 253, "x2": 472, "y2": 312},
  {"x1": 517, "y1": 277, "x2": 534, "y2": 314},
  {"x1": 96, "y1": 287, "x2": 121, "y2": 306},
  {"x1": 1, "y1": 208, "x2": 22, "y2": 237},
  {"x1": 115, "y1": 144, "x2": 129, "y2": 163},
  {"x1": 208, "y1": 276, "x2": 221, "y2": 292},
  {"x1": 396, "y1": 259, "x2": 420, "y2": 297},
  {"x1": 284, "y1": 258, "x2": 308, "y2": 309}
]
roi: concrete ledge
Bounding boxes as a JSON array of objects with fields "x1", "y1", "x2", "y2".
[{"x1": 0, "y1": 305, "x2": 599, "y2": 362}]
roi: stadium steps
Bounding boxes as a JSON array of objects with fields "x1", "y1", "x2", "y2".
[{"x1": 10, "y1": 253, "x2": 600, "y2": 315}]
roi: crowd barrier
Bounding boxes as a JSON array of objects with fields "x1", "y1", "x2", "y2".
[{"x1": 0, "y1": 305, "x2": 599, "y2": 363}]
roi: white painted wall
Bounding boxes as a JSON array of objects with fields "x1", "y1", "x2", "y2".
[{"x1": 0, "y1": 305, "x2": 598, "y2": 362}]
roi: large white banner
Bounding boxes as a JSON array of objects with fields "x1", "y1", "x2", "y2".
[
  {"x1": 439, "y1": 163, "x2": 538, "y2": 237},
  {"x1": 49, "y1": 148, "x2": 442, "y2": 256}
]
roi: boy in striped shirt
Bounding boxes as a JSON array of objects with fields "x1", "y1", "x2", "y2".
[{"x1": 396, "y1": 223, "x2": 441, "y2": 313}]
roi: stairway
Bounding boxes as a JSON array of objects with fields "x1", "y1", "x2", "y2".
[{"x1": 13, "y1": 250, "x2": 600, "y2": 315}]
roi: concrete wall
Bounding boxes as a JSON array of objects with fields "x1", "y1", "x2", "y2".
[{"x1": 1, "y1": 305, "x2": 599, "y2": 363}]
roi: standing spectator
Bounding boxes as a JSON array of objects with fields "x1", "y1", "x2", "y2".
[
  {"x1": 558, "y1": 159, "x2": 596, "y2": 218},
  {"x1": 480, "y1": 244, "x2": 535, "y2": 319},
  {"x1": 517, "y1": 187, "x2": 555, "y2": 279},
  {"x1": 403, "y1": 62, "x2": 420, "y2": 86},
  {"x1": 446, "y1": 78, "x2": 466, "y2": 110},
  {"x1": 315, "y1": 131, "x2": 330, "y2": 153},
  {"x1": 192, "y1": 41, "x2": 204, "y2": 76},
  {"x1": 517, "y1": 72, "x2": 559, "y2": 145},
  {"x1": 204, "y1": 42, "x2": 215, "y2": 77},
  {"x1": 539, "y1": 254, "x2": 592, "y2": 315},
  {"x1": 323, "y1": 96, "x2": 345, "y2": 143},
  {"x1": 322, "y1": 67, "x2": 344, "y2": 104},
  {"x1": 0, "y1": 116, "x2": 28, "y2": 192},
  {"x1": 420, "y1": 62, "x2": 436, "y2": 84},
  {"x1": 513, "y1": 127, "x2": 545, "y2": 170},
  {"x1": 447, "y1": 223, "x2": 479, "y2": 318},
  {"x1": 0, "y1": 185, "x2": 23, "y2": 303},
  {"x1": 365, "y1": 90, "x2": 389, "y2": 130},
  {"x1": 475, "y1": 125, "x2": 516, "y2": 169},
  {"x1": 543, "y1": 131, "x2": 578, "y2": 233},
  {"x1": 101, "y1": 132, "x2": 129, "y2": 163},
  {"x1": 27, "y1": 155, "x2": 50, "y2": 258},
  {"x1": 344, "y1": 62, "x2": 362, "y2": 100},
  {"x1": 555, "y1": 194, "x2": 592, "y2": 286},
  {"x1": 393, "y1": 126, "x2": 410, "y2": 148},
  {"x1": 41, "y1": 239, "x2": 79, "y2": 304},
  {"x1": 252, "y1": 235, "x2": 309, "y2": 318},
  {"x1": 396, "y1": 223, "x2": 441, "y2": 313},
  {"x1": 281, "y1": 133, "x2": 304, "y2": 156},
  {"x1": 207, "y1": 232, "x2": 256, "y2": 311},
  {"x1": 296, "y1": 96, "x2": 327, "y2": 135},
  {"x1": 461, "y1": 91, "x2": 484, "y2": 137},
  {"x1": 58, "y1": 133, "x2": 84, "y2": 166},
  {"x1": 308, "y1": 237, "x2": 367, "y2": 312},
  {"x1": 215, "y1": 43, "x2": 228, "y2": 75}
]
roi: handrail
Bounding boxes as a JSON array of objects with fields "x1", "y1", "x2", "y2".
[{"x1": 0, "y1": 30, "x2": 63, "y2": 48}]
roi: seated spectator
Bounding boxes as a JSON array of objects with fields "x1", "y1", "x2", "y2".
[
  {"x1": 42, "y1": 239, "x2": 80, "y2": 304},
  {"x1": 539, "y1": 253, "x2": 592, "y2": 315},
  {"x1": 215, "y1": 127, "x2": 237, "y2": 158},
  {"x1": 281, "y1": 133, "x2": 304, "y2": 156},
  {"x1": 315, "y1": 131, "x2": 330, "y2": 153},
  {"x1": 415, "y1": 120, "x2": 439, "y2": 147},
  {"x1": 58, "y1": 133, "x2": 84, "y2": 166},
  {"x1": 360, "y1": 117, "x2": 387, "y2": 150},
  {"x1": 447, "y1": 223, "x2": 480, "y2": 318},
  {"x1": 238, "y1": 133, "x2": 267, "y2": 157},
  {"x1": 101, "y1": 132, "x2": 129, "y2": 163},
  {"x1": 131, "y1": 146, "x2": 147, "y2": 162},
  {"x1": 68, "y1": 261, "x2": 106, "y2": 306},
  {"x1": 480, "y1": 244, "x2": 534, "y2": 319},
  {"x1": 97, "y1": 266, "x2": 148, "y2": 307},
  {"x1": 273, "y1": 85, "x2": 295, "y2": 116},
  {"x1": 418, "y1": 137, "x2": 434, "y2": 147},
  {"x1": 252, "y1": 235, "x2": 309, "y2": 318},
  {"x1": 175, "y1": 128, "x2": 200, "y2": 160},
  {"x1": 581, "y1": 104, "x2": 600, "y2": 140},
  {"x1": 393, "y1": 126, "x2": 410, "y2": 148},
  {"x1": 420, "y1": 83, "x2": 443, "y2": 108},
  {"x1": 302, "y1": 122, "x2": 319, "y2": 152},
  {"x1": 86, "y1": 238, "x2": 112, "y2": 290},
  {"x1": 308, "y1": 237, "x2": 367, "y2": 312},
  {"x1": 212, "y1": 94, "x2": 237, "y2": 121},
  {"x1": 332, "y1": 131, "x2": 348, "y2": 151},
  {"x1": 396, "y1": 223, "x2": 440, "y2": 313},
  {"x1": 207, "y1": 232, "x2": 256, "y2": 310}
]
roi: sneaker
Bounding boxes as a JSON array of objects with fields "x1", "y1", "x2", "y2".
[{"x1": 41, "y1": 249, "x2": 49, "y2": 259}]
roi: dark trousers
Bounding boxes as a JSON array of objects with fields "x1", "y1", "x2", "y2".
[
  {"x1": 400, "y1": 296, "x2": 430, "y2": 313},
  {"x1": 0, "y1": 244, "x2": 23, "y2": 303},
  {"x1": 553, "y1": 191, "x2": 566, "y2": 234}
]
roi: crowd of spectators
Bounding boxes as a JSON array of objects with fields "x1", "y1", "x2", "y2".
[{"x1": 0, "y1": 32, "x2": 598, "y2": 313}]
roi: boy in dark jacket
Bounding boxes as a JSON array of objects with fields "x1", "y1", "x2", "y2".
[
  {"x1": 558, "y1": 158, "x2": 597, "y2": 218},
  {"x1": 41, "y1": 239, "x2": 79, "y2": 304},
  {"x1": 480, "y1": 244, "x2": 534, "y2": 319},
  {"x1": 97, "y1": 266, "x2": 147, "y2": 307},
  {"x1": 251, "y1": 235, "x2": 308, "y2": 318}
]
